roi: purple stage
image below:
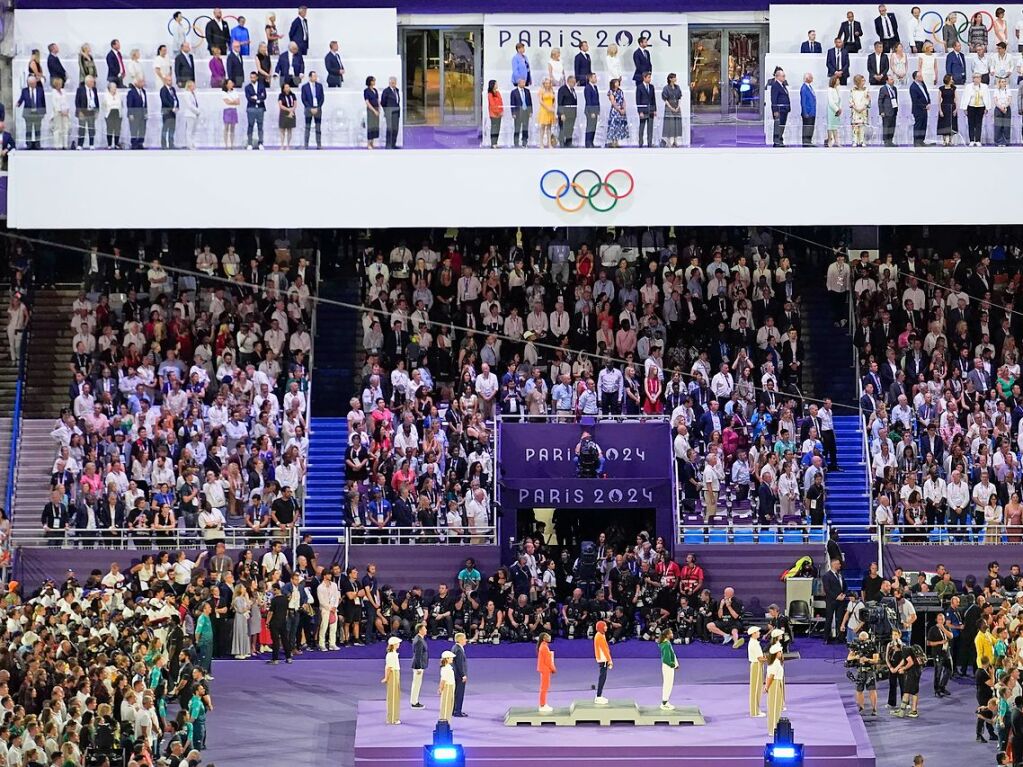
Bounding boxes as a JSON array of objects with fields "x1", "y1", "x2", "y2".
[{"x1": 354, "y1": 682, "x2": 874, "y2": 766}]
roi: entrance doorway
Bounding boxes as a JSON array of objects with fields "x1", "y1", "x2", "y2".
[
  {"x1": 518, "y1": 508, "x2": 658, "y2": 553},
  {"x1": 401, "y1": 27, "x2": 481, "y2": 126},
  {"x1": 689, "y1": 27, "x2": 766, "y2": 119}
]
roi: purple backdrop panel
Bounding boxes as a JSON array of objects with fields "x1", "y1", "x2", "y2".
[
  {"x1": 499, "y1": 421, "x2": 672, "y2": 480},
  {"x1": 883, "y1": 544, "x2": 1023, "y2": 581},
  {"x1": 501, "y1": 477, "x2": 673, "y2": 509}
]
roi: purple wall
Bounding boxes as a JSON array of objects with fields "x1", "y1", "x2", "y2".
[
  {"x1": 883, "y1": 544, "x2": 1023, "y2": 582},
  {"x1": 345, "y1": 544, "x2": 501, "y2": 593}
]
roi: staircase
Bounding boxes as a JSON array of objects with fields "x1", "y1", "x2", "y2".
[
  {"x1": 827, "y1": 415, "x2": 871, "y2": 526},
  {"x1": 800, "y1": 273, "x2": 857, "y2": 409},
  {"x1": 0, "y1": 287, "x2": 18, "y2": 511},
  {"x1": 304, "y1": 417, "x2": 348, "y2": 529},
  {"x1": 11, "y1": 419, "x2": 60, "y2": 536},
  {"x1": 22, "y1": 288, "x2": 79, "y2": 418}
]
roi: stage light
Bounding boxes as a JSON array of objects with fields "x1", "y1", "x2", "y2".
[
  {"x1": 764, "y1": 718, "x2": 804, "y2": 766},
  {"x1": 423, "y1": 721, "x2": 465, "y2": 767}
]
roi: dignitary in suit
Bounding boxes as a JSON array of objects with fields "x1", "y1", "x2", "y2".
[
  {"x1": 800, "y1": 30, "x2": 822, "y2": 53},
  {"x1": 769, "y1": 67, "x2": 790, "y2": 147},
  {"x1": 362, "y1": 76, "x2": 378, "y2": 149},
  {"x1": 182, "y1": 80, "x2": 201, "y2": 149},
  {"x1": 635, "y1": 71, "x2": 656, "y2": 147},
  {"x1": 799, "y1": 72, "x2": 816, "y2": 146},
  {"x1": 959, "y1": 71, "x2": 990, "y2": 145},
  {"x1": 300, "y1": 70, "x2": 324, "y2": 149},
  {"x1": 557, "y1": 75, "x2": 578, "y2": 146},
  {"x1": 511, "y1": 42, "x2": 532, "y2": 88},
  {"x1": 126, "y1": 77, "x2": 148, "y2": 149},
  {"x1": 289, "y1": 6, "x2": 311, "y2": 56},
  {"x1": 158, "y1": 75, "x2": 179, "y2": 149},
  {"x1": 205, "y1": 9, "x2": 231, "y2": 59},
  {"x1": 102, "y1": 81, "x2": 123, "y2": 148},
  {"x1": 227, "y1": 42, "x2": 245, "y2": 88},
  {"x1": 838, "y1": 12, "x2": 864, "y2": 53},
  {"x1": 574, "y1": 41, "x2": 593, "y2": 83},
  {"x1": 325, "y1": 41, "x2": 345, "y2": 87},
  {"x1": 17, "y1": 76, "x2": 46, "y2": 149},
  {"x1": 875, "y1": 5, "x2": 900, "y2": 53},
  {"x1": 583, "y1": 72, "x2": 601, "y2": 147},
  {"x1": 381, "y1": 76, "x2": 401, "y2": 149},
  {"x1": 827, "y1": 38, "x2": 850, "y2": 85},
  {"x1": 106, "y1": 39, "x2": 126, "y2": 86},
  {"x1": 74, "y1": 75, "x2": 99, "y2": 149},
  {"x1": 632, "y1": 36, "x2": 653, "y2": 85},
  {"x1": 822, "y1": 558, "x2": 847, "y2": 643},
  {"x1": 878, "y1": 73, "x2": 899, "y2": 145},
  {"x1": 910, "y1": 70, "x2": 931, "y2": 145},
  {"x1": 0, "y1": 123, "x2": 13, "y2": 170},
  {"x1": 382, "y1": 636, "x2": 402, "y2": 724},
  {"x1": 175, "y1": 42, "x2": 196, "y2": 88},
  {"x1": 945, "y1": 41, "x2": 967, "y2": 84},
  {"x1": 867, "y1": 41, "x2": 890, "y2": 85},
  {"x1": 244, "y1": 71, "x2": 266, "y2": 149},
  {"x1": 451, "y1": 632, "x2": 469, "y2": 717},
  {"x1": 510, "y1": 78, "x2": 532, "y2": 147},
  {"x1": 275, "y1": 43, "x2": 305, "y2": 88},
  {"x1": 410, "y1": 623, "x2": 428, "y2": 708},
  {"x1": 47, "y1": 43, "x2": 66, "y2": 83}
]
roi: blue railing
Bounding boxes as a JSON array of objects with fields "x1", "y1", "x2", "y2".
[{"x1": 4, "y1": 326, "x2": 28, "y2": 524}]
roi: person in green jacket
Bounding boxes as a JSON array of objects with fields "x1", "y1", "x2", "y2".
[
  {"x1": 189, "y1": 682, "x2": 209, "y2": 750},
  {"x1": 658, "y1": 628, "x2": 678, "y2": 710},
  {"x1": 195, "y1": 601, "x2": 215, "y2": 678}
]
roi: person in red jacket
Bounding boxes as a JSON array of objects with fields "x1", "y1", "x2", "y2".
[{"x1": 537, "y1": 633, "x2": 556, "y2": 713}]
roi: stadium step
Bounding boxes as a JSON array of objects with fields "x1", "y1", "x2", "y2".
[
  {"x1": 12, "y1": 419, "x2": 62, "y2": 531},
  {"x1": 22, "y1": 288, "x2": 81, "y2": 418},
  {"x1": 304, "y1": 417, "x2": 348, "y2": 530}
]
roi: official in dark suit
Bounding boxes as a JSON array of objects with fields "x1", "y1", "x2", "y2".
[
  {"x1": 574, "y1": 41, "x2": 593, "y2": 82},
  {"x1": 175, "y1": 43, "x2": 196, "y2": 88},
  {"x1": 410, "y1": 624, "x2": 428, "y2": 707},
  {"x1": 106, "y1": 40, "x2": 126, "y2": 86},
  {"x1": 583, "y1": 73, "x2": 601, "y2": 147},
  {"x1": 632, "y1": 36, "x2": 652, "y2": 85},
  {"x1": 267, "y1": 584, "x2": 292, "y2": 663},
  {"x1": 289, "y1": 7, "x2": 310, "y2": 55},
  {"x1": 878, "y1": 73, "x2": 899, "y2": 145},
  {"x1": 769, "y1": 68, "x2": 790, "y2": 146},
  {"x1": 909, "y1": 70, "x2": 930, "y2": 146},
  {"x1": 381, "y1": 77, "x2": 401, "y2": 149},
  {"x1": 75, "y1": 76, "x2": 99, "y2": 148},
  {"x1": 822, "y1": 560, "x2": 846, "y2": 643},
  {"x1": 510, "y1": 80, "x2": 532, "y2": 147},
  {"x1": 244, "y1": 72, "x2": 267, "y2": 149},
  {"x1": 47, "y1": 43, "x2": 67, "y2": 83},
  {"x1": 635, "y1": 72, "x2": 656, "y2": 146},
  {"x1": 827, "y1": 40, "x2": 850, "y2": 85},
  {"x1": 451, "y1": 634, "x2": 468, "y2": 716},
  {"x1": 325, "y1": 41, "x2": 345, "y2": 87},
  {"x1": 557, "y1": 76, "x2": 578, "y2": 146},
  {"x1": 867, "y1": 41, "x2": 890, "y2": 85},
  {"x1": 126, "y1": 80, "x2": 148, "y2": 149},
  {"x1": 205, "y1": 11, "x2": 230, "y2": 58},
  {"x1": 17, "y1": 77, "x2": 45, "y2": 149},
  {"x1": 159, "y1": 77, "x2": 179, "y2": 149},
  {"x1": 874, "y1": 6, "x2": 900, "y2": 53},
  {"x1": 799, "y1": 72, "x2": 817, "y2": 145},
  {"x1": 0, "y1": 128, "x2": 15, "y2": 171},
  {"x1": 946, "y1": 42, "x2": 967, "y2": 84},
  {"x1": 226, "y1": 44, "x2": 245, "y2": 88},
  {"x1": 800, "y1": 31, "x2": 822, "y2": 53},
  {"x1": 300, "y1": 72, "x2": 324, "y2": 148},
  {"x1": 838, "y1": 13, "x2": 863, "y2": 53},
  {"x1": 275, "y1": 45, "x2": 305, "y2": 88}
]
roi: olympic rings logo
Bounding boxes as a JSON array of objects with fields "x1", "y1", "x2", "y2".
[
  {"x1": 920, "y1": 8, "x2": 995, "y2": 45},
  {"x1": 540, "y1": 169, "x2": 635, "y2": 213},
  {"x1": 170, "y1": 13, "x2": 242, "y2": 40}
]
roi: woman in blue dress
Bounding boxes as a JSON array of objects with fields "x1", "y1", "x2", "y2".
[
  {"x1": 364, "y1": 76, "x2": 380, "y2": 149},
  {"x1": 606, "y1": 78, "x2": 629, "y2": 147}
]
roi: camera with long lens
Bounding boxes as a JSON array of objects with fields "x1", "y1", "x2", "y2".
[
  {"x1": 845, "y1": 637, "x2": 888, "y2": 682},
  {"x1": 577, "y1": 437, "x2": 600, "y2": 478}
]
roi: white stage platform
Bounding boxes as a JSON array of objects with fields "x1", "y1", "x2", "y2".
[{"x1": 10, "y1": 146, "x2": 1023, "y2": 229}]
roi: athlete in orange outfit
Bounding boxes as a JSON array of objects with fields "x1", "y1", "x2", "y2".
[
  {"x1": 537, "y1": 632, "x2": 556, "y2": 712},
  {"x1": 594, "y1": 620, "x2": 613, "y2": 704}
]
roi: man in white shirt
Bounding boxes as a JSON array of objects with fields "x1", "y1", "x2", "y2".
[
  {"x1": 710, "y1": 363, "x2": 734, "y2": 406},
  {"x1": 464, "y1": 487, "x2": 491, "y2": 544},
  {"x1": 946, "y1": 469, "x2": 971, "y2": 537},
  {"x1": 316, "y1": 570, "x2": 341, "y2": 650},
  {"x1": 474, "y1": 363, "x2": 499, "y2": 420},
  {"x1": 825, "y1": 252, "x2": 850, "y2": 327}
]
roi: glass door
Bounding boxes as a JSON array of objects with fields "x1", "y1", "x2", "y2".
[
  {"x1": 689, "y1": 27, "x2": 766, "y2": 118},
  {"x1": 402, "y1": 27, "x2": 480, "y2": 126},
  {"x1": 690, "y1": 30, "x2": 723, "y2": 111},
  {"x1": 726, "y1": 31, "x2": 762, "y2": 116}
]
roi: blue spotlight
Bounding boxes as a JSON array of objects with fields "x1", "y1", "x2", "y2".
[
  {"x1": 424, "y1": 721, "x2": 465, "y2": 767},
  {"x1": 764, "y1": 718, "x2": 804, "y2": 766}
]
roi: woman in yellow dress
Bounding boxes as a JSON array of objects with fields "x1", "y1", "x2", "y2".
[
  {"x1": 538, "y1": 77, "x2": 556, "y2": 148},
  {"x1": 747, "y1": 626, "x2": 766, "y2": 717},
  {"x1": 764, "y1": 642, "x2": 785, "y2": 734},
  {"x1": 438, "y1": 650, "x2": 456, "y2": 721},
  {"x1": 382, "y1": 636, "x2": 402, "y2": 724}
]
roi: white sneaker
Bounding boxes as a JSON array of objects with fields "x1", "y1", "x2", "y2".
[
  {"x1": 328, "y1": 645, "x2": 339, "y2": 650},
  {"x1": 754, "y1": 712, "x2": 767, "y2": 718},
  {"x1": 594, "y1": 697, "x2": 609, "y2": 705},
  {"x1": 660, "y1": 703, "x2": 675, "y2": 711},
  {"x1": 539, "y1": 705, "x2": 554, "y2": 713}
]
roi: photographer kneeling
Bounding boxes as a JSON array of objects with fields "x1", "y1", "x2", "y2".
[{"x1": 847, "y1": 631, "x2": 880, "y2": 716}]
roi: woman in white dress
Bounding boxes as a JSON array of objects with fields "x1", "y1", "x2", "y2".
[
  {"x1": 605, "y1": 44, "x2": 623, "y2": 82},
  {"x1": 50, "y1": 78, "x2": 71, "y2": 149},
  {"x1": 153, "y1": 45, "x2": 172, "y2": 85},
  {"x1": 547, "y1": 48, "x2": 565, "y2": 87},
  {"x1": 826, "y1": 74, "x2": 842, "y2": 147},
  {"x1": 917, "y1": 41, "x2": 938, "y2": 86},
  {"x1": 125, "y1": 49, "x2": 145, "y2": 86},
  {"x1": 170, "y1": 12, "x2": 189, "y2": 53},
  {"x1": 849, "y1": 74, "x2": 871, "y2": 146},
  {"x1": 890, "y1": 43, "x2": 909, "y2": 84}
]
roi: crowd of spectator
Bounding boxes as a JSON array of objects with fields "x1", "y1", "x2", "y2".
[
  {"x1": 829, "y1": 243, "x2": 1023, "y2": 541},
  {"x1": 40, "y1": 237, "x2": 314, "y2": 549},
  {"x1": 349, "y1": 228, "x2": 835, "y2": 541}
]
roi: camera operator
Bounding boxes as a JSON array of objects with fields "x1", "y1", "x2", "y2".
[
  {"x1": 840, "y1": 590, "x2": 868, "y2": 645},
  {"x1": 575, "y1": 429, "x2": 604, "y2": 478},
  {"x1": 926, "y1": 612, "x2": 953, "y2": 697},
  {"x1": 847, "y1": 630, "x2": 880, "y2": 716},
  {"x1": 765, "y1": 604, "x2": 793, "y2": 653},
  {"x1": 562, "y1": 587, "x2": 590, "y2": 639}
]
